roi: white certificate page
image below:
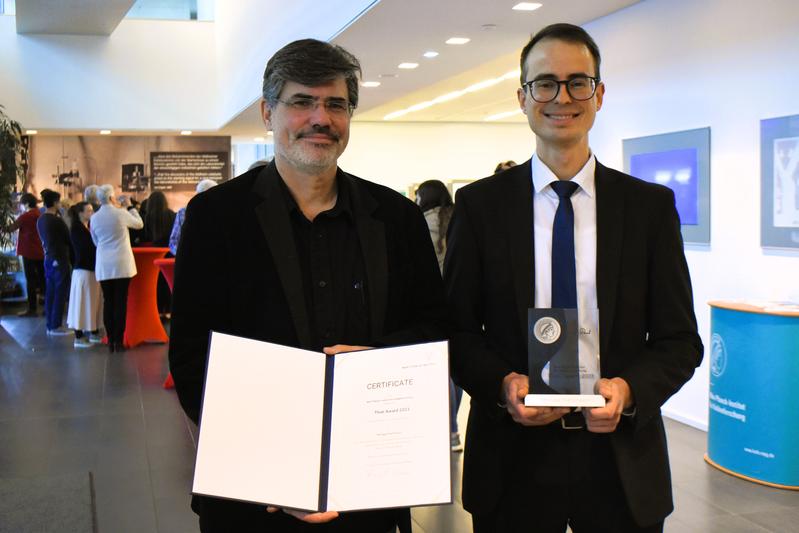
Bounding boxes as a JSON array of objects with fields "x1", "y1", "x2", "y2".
[
  {"x1": 326, "y1": 341, "x2": 451, "y2": 511},
  {"x1": 192, "y1": 332, "x2": 327, "y2": 511}
]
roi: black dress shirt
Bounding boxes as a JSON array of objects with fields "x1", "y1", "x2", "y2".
[{"x1": 280, "y1": 177, "x2": 370, "y2": 352}]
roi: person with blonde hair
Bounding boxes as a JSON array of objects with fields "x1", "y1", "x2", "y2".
[{"x1": 90, "y1": 184, "x2": 143, "y2": 352}]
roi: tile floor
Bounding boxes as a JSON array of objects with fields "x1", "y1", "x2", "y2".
[{"x1": 1, "y1": 308, "x2": 797, "y2": 532}]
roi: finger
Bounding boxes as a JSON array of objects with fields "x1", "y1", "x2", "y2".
[
  {"x1": 323, "y1": 345, "x2": 342, "y2": 355},
  {"x1": 296, "y1": 511, "x2": 340, "y2": 523},
  {"x1": 266, "y1": 506, "x2": 279, "y2": 513}
]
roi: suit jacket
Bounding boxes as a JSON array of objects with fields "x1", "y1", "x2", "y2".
[
  {"x1": 90, "y1": 204, "x2": 143, "y2": 281},
  {"x1": 444, "y1": 159, "x2": 703, "y2": 526},
  {"x1": 168, "y1": 162, "x2": 447, "y2": 530}
]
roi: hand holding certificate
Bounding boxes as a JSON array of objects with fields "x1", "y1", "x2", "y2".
[{"x1": 192, "y1": 333, "x2": 452, "y2": 513}]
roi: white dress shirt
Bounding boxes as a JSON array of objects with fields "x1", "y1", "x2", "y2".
[
  {"x1": 532, "y1": 154, "x2": 600, "y2": 394},
  {"x1": 532, "y1": 152, "x2": 598, "y2": 311}
]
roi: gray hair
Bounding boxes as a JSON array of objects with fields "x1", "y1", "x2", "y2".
[
  {"x1": 84, "y1": 184, "x2": 99, "y2": 204},
  {"x1": 196, "y1": 179, "x2": 217, "y2": 193},
  {"x1": 96, "y1": 184, "x2": 116, "y2": 205},
  {"x1": 262, "y1": 39, "x2": 361, "y2": 110}
]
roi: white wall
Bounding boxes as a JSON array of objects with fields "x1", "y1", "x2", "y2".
[
  {"x1": 0, "y1": 17, "x2": 218, "y2": 130},
  {"x1": 0, "y1": 0, "x2": 377, "y2": 131},
  {"x1": 213, "y1": 0, "x2": 377, "y2": 123},
  {"x1": 340, "y1": 121, "x2": 533, "y2": 190},
  {"x1": 584, "y1": 0, "x2": 799, "y2": 429}
]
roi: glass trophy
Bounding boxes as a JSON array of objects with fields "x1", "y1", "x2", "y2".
[{"x1": 524, "y1": 307, "x2": 605, "y2": 407}]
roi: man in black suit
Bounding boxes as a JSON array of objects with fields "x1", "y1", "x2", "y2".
[
  {"x1": 169, "y1": 39, "x2": 446, "y2": 533},
  {"x1": 445, "y1": 24, "x2": 703, "y2": 532}
]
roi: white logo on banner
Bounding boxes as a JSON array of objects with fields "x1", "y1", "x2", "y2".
[{"x1": 710, "y1": 333, "x2": 728, "y2": 378}]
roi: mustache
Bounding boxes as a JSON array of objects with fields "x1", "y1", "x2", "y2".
[{"x1": 296, "y1": 125, "x2": 340, "y2": 142}]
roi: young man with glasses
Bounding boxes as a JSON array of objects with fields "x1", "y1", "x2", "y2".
[
  {"x1": 445, "y1": 23, "x2": 703, "y2": 532},
  {"x1": 169, "y1": 39, "x2": 446, "y2": 533}
]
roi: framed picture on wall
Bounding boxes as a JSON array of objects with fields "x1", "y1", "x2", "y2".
[
  {"x1": 761, "y1": 114, "x2": 799, "y2": 249},
  {"x1": 448, "y1": 179, "x2": 474, "y2": 199},
  {"x1": 623, "y1": 127, "x2": 711, "y2": 245}
]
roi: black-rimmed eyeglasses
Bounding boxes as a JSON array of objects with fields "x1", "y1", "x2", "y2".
[
  {"x1": 522, "y1": 76, "x2": 600, "y2": 103},
  {"x1": 276, "y1": 96, "x2": 356, "y2": 117}
]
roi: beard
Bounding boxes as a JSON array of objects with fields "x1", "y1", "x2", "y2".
[{"x1": 278, "y1": 125, "x2": 344, "y2": 174}]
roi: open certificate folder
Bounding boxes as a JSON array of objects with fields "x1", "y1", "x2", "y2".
[{"x1": 192, "y1": 332, "x2": 452, "y2": 513}]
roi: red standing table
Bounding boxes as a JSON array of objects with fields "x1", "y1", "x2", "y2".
[
  {"x1": 124, "y1": 247, "x2": 170, "y2": 348},
  {"x1": 154, "y1": 257, "x2": 177, "y2": 389}
]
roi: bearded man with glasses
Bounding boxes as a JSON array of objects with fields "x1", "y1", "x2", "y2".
[
  {"x1": 445, "y1": 23, "x2": 703, "y2": 532},
  {"x1": 169, "y1": 39, "x2": 446, "y2": 533}
]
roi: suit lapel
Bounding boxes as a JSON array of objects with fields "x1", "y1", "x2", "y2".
[
  {"x1": 252, "y1": 163, "x2": 313, "y2": 349},
  {"x1": 506, "y1": 160, "x2": 535, "y2": 341},
  {"x1": 347, "y1": 173, "x2": 388, "y2": 339},
  {"x1": 594, "y1": 161, "x2": 624, "y2": 363}
]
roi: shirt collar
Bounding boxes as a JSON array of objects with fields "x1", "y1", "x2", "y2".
[
  {"x1": 279, "y1": 170, "x2": 353, "y2": 221},
  {"x1": 531, "y1": 152, "x2": 596, "y2": 198}
]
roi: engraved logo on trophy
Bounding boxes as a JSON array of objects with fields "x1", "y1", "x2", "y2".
[{"x1": 534, "y1": 317, "x2": 561, "y2": 344}]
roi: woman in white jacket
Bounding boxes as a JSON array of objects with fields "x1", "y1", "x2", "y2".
[{"x1": 90, "y1": 184, "x2": 143, "y2": 352}]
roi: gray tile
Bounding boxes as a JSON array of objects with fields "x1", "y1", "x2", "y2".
[
  {"x1": 93, "y1": 467, "x2": 158, "y2": 533},
  {"x1": 739, "y1": 507, "x2": 799, "y2": 532}
]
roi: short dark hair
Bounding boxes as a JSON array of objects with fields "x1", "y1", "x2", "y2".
[
  {"x1": 41, "y1": 189, "x2": 61, "y2": 208},
  {"x1": 519, "y1": 23, "x2": 601, "y2": 86},
  {"x1": 19, "y1": 192, "x2": 38, "y2": 208},
  {"x1": 262, "y1": 39, "x2": 362, "y2": 109}
]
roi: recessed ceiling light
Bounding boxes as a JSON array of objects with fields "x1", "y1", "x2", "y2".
[
  {"x1": 254, "y1": 136, "x2": 265, "y2": 142},
  {"x1": 180, "y1": 130, "x2": 192, "y2": 135},
  {"x1": 384, "y1": 68, "x2": 521, "y2": 121},
  {"x1": 512, "y1": 2, "x2": 543, "y2": 11},
  {"x1": 379, "y1": 73, "x2": 398, "y2": 79},
  {"x1": 485, "y1": 109, "x2": 524, "y2": 121},
  {"x1": 445, "y1": 37, "x2": 470, "y2": 45},
  {"x1": 481, "y1": 24, "x2": 497, "y2": 31},
  {"x1": 100, "y1": 130, "x2": 111, "y2": 135},
  {"x1": 423, "y1": 51, "x2": 439, "y2": 58},
  {"x1": 361, "y1": 81, "x2": 381, "y2": 88},
  {"x1": 25, "y1": 130, "x2": 38, "y2": 135},
  {"x1": 398, "y1": 63, "x2": 419, "y2": 69}
]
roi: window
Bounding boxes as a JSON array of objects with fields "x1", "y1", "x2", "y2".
[{"x1": 126, "y1": 0, "x2": 213, "y2": 21}]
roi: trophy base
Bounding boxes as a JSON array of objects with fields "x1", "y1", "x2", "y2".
[{"x1": 524, "y1": 394, "x2": 606, "y2": 408}]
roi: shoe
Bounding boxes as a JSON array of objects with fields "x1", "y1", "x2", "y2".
[
  {"x1": 114, "y1": 342, "x2": 127, "y2": 353},
  {"x1": 451, "y1": 432, "x2": 463, "y2": 452},
  {"x1": 17, "y1": 309, "x2": 38, "y2": 317},
  {"x1": 74, "y1": 338, "x2": 92, "y2": 349},
  {"x1": 107, "y1": 342, "x2": 115, "y2": 353},
  {"x1": 88, "y1": 335, "x2": 103, "y2": 344},
  {"x1": 46, "y1": 327, "x2": 74, "y2": 336}
]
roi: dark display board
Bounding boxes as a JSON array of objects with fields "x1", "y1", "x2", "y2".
[{"x1": 151, "y1": 152, "x2": 230, "y2": 192}]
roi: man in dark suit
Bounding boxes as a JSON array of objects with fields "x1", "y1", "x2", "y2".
[
  {"x1": 445, "y1": 24, "x2": 703, "y2": 532},
  {"x1": 169, "y1": 39, "x2": 446, "y2": 533}
]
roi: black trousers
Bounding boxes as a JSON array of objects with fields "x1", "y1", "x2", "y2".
[
  {"x1": 196, "y1": 496, "x2": 406, "y2": 533},
  {"x1": 21, "y1": 257, "x2": 45, "y2": 312},
  {"x1": 100, "y1": 278, "x2": 131, "y2": 344},
  {"x1": 471, "y1": 426, "x2": 664, "y2": 533}
]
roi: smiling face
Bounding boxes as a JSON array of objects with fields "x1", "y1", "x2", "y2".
[
  {"x1": 261, "y1": 77, "x2": 351, "y2": 176},
  {"x1": 518, "y1": 38, "x2": 604, "y2": 156}
]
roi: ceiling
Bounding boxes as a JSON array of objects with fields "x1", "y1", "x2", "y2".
[
  {"x1": 15, "y1": 0, "x2": 135, "y2": 35},
  {"x1": 220, "y1": 0, "x2": 640, "y2": 139}
]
